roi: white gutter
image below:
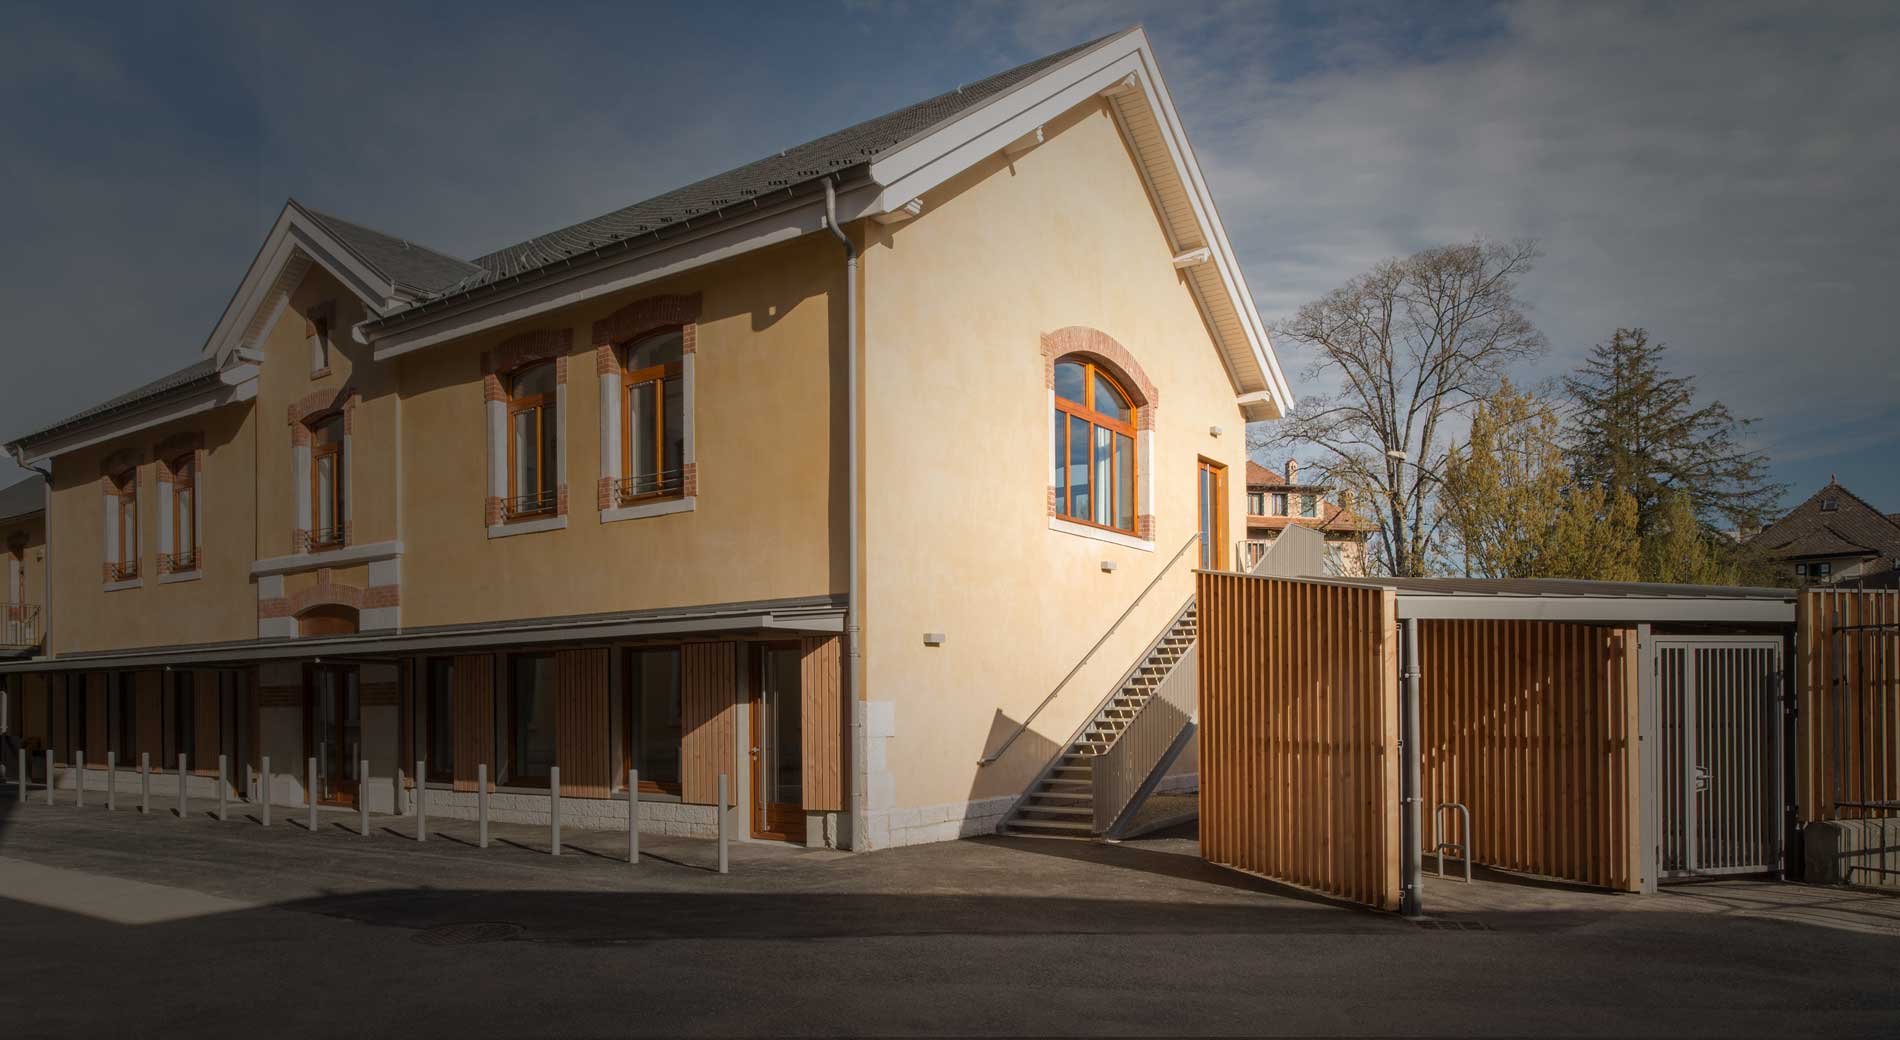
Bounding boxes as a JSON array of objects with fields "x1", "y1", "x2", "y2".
[{"x1": 823, "y1": 177, "x2": 865, "y2": 852}]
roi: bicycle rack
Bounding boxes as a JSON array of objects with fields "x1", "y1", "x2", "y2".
[{"x1": 1433, "y1": 802, "x2": 1472, "y2": 883}]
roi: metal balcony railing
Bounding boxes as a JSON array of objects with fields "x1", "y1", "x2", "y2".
[
  {"x1": 614, "y1": 469, "x2": 686, "y2": 502},
  {"x1": 160, "y1": 548, "x2": 201, "y2": 574},
  {"x1": 309, "y1": 525, "x2": 346, "y2": 549},
  {"x1": 105, "y1": 559, "x2": 139, "y2": 583},
  {"x1": 504, "y1": 489, "x2": 560, "y2": 519},
  {"x1": 0, "y1": 603, "x2": 42, "y2": 650}
]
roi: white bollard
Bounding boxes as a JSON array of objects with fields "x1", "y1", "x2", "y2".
[
  {"x1": 75, "y1": 750, "x2": 84, "y2": 808},
  {"x1": 550, "y1": 766, "x2": 561, "y2": 857},
  {"x1": 177, "y1": 753, "x2": 188, "y2": 820},
  {"x1": 717, "y1": 773, "x2": 729, "y2": 875},
  {"x1": 217, "y1": 755, "x2": 227, "y2": 822},
  {"x1": 477, "y1": 764, "x2": 489, "y2": 849},
  {"x1": 306, "y1": 757, "x2": 318, "y2": 833},
  {"x1": 261, "y1": 755, "x2": 271, "y2": 827},
  {"x1": 628, "y1": 768, "x2": 639, "y2": 865},
  {"x1": 414, "y1": 759, "x2": 426, "y2": 842},
  {"x1": 44, "y1": 749, "x2": 54, "y2": 806},
  {"x1": 139, "y1": 753, "x2": 149, "y2": 813},
  {"x1": 106, "y1": 751, "x2": 116, "y2": 811},
  {"x1": 359, "y1": 759, "x2": 370, "y2": 837}
]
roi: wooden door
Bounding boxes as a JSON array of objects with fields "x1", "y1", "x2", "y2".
[
  {"x1": 1197, "y1": 458, "x2": 1227, "y2": 570},
  {"x1": 304, "y1": 665, "x2": 360, "y2": 806},
  {"x1": 749, "y1": 644, "x2": 807, "y2": 843}
]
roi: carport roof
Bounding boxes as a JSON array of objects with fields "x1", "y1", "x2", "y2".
[{"x1": 1343, "y1": 576, "x2": 1796, "y2": 624}]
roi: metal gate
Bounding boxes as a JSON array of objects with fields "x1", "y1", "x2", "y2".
[{"x1": 1657, "y1": 637, "x2": 1783, "y2": 877}]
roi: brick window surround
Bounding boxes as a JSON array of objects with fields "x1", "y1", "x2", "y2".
[
  {"x1": 99, "y1": 447, "x2": 143, "y2": 584},
  {"x1": 1041, "y1": 326, "x2": 1159, "y2": 541},
  {"x1": 484, "y1": 326, "x2": 573, "y2": 529},
  {"x1": 591, "y1": 293, "x2": 701, "y2": 515},
  {"x1": 154, "y1": 432, "x2": 206, "y2": 576},
  {"x1": 288, "y1": 386, "x2": 359, "y2": 554},
  {"x1": 257, "y1": 568, "x2": 399, "y2": 622}
]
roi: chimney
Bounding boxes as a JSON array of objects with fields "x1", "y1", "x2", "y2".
[{"x1": 1285, "y1": 459, "x2": 1298, "y2": 485}]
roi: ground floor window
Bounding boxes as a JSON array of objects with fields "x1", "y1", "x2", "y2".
[
  {"x1": 109, "y1": 673, "x2": 135, "y2": 765},
  {"x1": 622, "y1": 647, "x2": 682, "y2": 793},
  {"x1": 503, "y1": 653, "x2": 556, "y2": 787},
  {"x1": 424, "y1": 658, "x2": 454, "y2": 783},
  {"x1": 161, "y1": 671, "x2": 194, "y2": 768},
  {"x1": 65, "y1": 680, "x2": 86, "y2": 762}
]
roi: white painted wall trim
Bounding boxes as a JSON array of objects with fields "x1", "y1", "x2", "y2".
[
  {"x1": 15, "y1": 378, "x2": 257, "y2": 468},
  {"x1": 251, "y1": 539, "x2": 402, "y2": 578},
  {"x1": 1049, "y1": 517, "x2": 1155, "y2": 552},
  {"x1": 487, "y1": 515, "x2": 567, "y2": 540},
  {"x1": 102, "y1": 578, "x2": 143, "y2": 594},
  {"x1": 158, "y1": 570, "x2": 203, "y2": 585},
  {"x1": 600, "y1": 497, "x2": 695, "y2": 525}
]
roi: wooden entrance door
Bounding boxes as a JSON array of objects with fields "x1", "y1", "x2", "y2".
[
  {"x1": 750, "y1": 644, "x2": 806, "y2": 843},
  {"x1": 1197, "y1": 458, "x2": 1227, "y2": 570},
  {"x1": 305, "y1": 665, "x2": 360, "y2": 806}
]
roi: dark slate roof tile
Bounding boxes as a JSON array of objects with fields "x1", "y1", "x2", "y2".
[{"x1": 10, "y1": 358, "x2": 221, "y2": 448}]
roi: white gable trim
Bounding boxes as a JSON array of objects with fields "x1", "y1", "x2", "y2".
[
  {"x1": 14, "y1": 363, "x2": 260, "y2": 469},
  {"x1": 199, "y1": 202, "x2": 403, "y2": 366}
]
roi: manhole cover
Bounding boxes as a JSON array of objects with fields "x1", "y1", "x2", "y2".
[{"x1": 412, "y1": 922, "x2": 524, "y2": 946}]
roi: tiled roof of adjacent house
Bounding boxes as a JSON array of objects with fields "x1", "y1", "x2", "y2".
[
  {"x1": 0, "y1": 474, "x2": 44, "y2": 522},
  {"x1": 1245, "y1": 460, "x2": 1330, "y2": 493},
  {"x1": 9, "y1": 358, "x2": 221, "y2": 449},
  {"x1": 1749, "y1": 480, "x2": 1900, "y2": 562}
]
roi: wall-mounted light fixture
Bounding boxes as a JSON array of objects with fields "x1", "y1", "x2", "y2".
[
  {"x1": 923, "y1": 632, "x2": 945, "y2": 647},
  {"x1": 1101, "y1": 560, "x2": 1118, "y2": 573}
]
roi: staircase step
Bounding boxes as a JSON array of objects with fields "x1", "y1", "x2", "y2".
[{"x1": 1017, "y1": 805, "x2": 1094, "y2": 818}]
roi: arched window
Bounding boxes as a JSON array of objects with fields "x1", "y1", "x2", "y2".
[
  {"x1": 508, "y1": 361, "x2": 559, "y2": 518},
  {"x1": 108, "y1": 468, "x2": 139, "y2": 580},
  {"x1": 170, "y1": 453, "x2": 197, "y2": 571},
  {"x1": 1052, "y1": 357, "x2": 1137, "y2": 533},
  {"x1": 310, "y1": 416, "x2": 346, "y2": 548},
  {"x1": 619, "y1": 329, "x2": 685, "y2": 499}
]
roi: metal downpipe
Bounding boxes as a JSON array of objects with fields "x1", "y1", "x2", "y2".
[
  {"x1": 1401, "y1": 617, "x2": 1424, "y2": 917},
  {"x1": 823, "y1": 178, "x2": 864, "y2": 850}
]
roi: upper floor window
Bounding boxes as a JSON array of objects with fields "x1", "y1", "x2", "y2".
[
  {"x1": 169, "y1": 453, "x2": 198, "y2": 572},
  {"x1": 1300, "y1": 494, "x2": 1318, "y2": 519},
  {"x1": 619, "y1": 330, "x2": 685, "y2": 500},
  {"x1": 310, "y1": 416, "x2": 345, "y2": 548},
  {"x1": 502, "y1": 652, "x2": 556, "y2": 787},
  {"x1": 308, "y1": 305, "x2": 334, "y2": 376},
  {"x1": 107, "y1": 468, "x2": 138, "y2": 581},
  {"x1": 1821, "y1": 497, "x2": 1840, "y2": 512},
  {"x1": 1052, "y1": 357, "x2": 1136, "y2": 534},
  {"x1": 1248, "y1": 492, "x2": 1265, "y2": 515},
  {"x1": 1272, "y1": 492, "x2": 1289, "y2": 516},
  {"x1": 508, "y1": 362, "x2": 559, "y2": 519}
]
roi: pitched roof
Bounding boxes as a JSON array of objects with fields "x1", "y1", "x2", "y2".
[
  {"x1": 1245, "y1": 460, "x2": 1330, "y2": 493},
  {"x1": 1749, "y1": 480, "x2": 1900, "y2": 562},
  {"x1": 8, "y1": 358, "x2": 221, "y2": 449},
  {"x1": 0, "y1": 475, "x2": 44, "y2": 522},
  {"x1": 298, "y1": 206, "x2": 485, "y2": 296}
]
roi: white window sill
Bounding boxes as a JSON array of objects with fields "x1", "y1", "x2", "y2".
[
  {"x1": 159, "y1": 569, "x2": 204, "y2": 585},
  {"x1": 1049, "y1": 516, "x2": 1154, "y2": 552},
  {"x1": 252, "y1": 540, "x2": 403, "y2": 578},
  {"x1": 102, "y1": 576, "x2": 144, "y2": 593},
  {"x1": 487, "y1": 515, "x2": 567, "y2": 540},
  {"x1": 601, "y1": 496, "x2": 695, "y2": 524}
]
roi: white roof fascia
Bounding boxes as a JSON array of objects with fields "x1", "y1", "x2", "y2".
[
  {"x1": 15, "y1": 366, "x2": 259, "y2": 469},
  {"x1": 1393, "y1": 594, "x2": 1794, "y2": 625},
  {"x1": 199, "y1": 203, "x2": 399, "y2": 366},
  {"x1": 866, "y1": 27, "x2": 1294, "y2": 417},
  {"x1": 361, "y1": 182, "x2": 880, "y2": 361}
]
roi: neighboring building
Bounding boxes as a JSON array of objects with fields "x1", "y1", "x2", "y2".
[
  {"x1": 1240, "y1": 460, "x2": 1373, "y2": 576},
  {"x1": 1748, "y1": 479, "x2": 1900, "y2": 588},
  {"x1": 0, "y1": 474, "x2": 45, "y2": 737},
  {"x1": 0, "y1": 29, "x2": 1291, "y2": 850}
]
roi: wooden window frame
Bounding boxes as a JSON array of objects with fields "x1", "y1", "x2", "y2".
[
  {"x1": 309, "y1": 415, "x2": 346, "y2": 549},
  {"x1": 109, "y1": 468, "x2": 138, "y2": 581},
  {"x1": 1197, "y1": 457, "x2": 1228, "y2": 571},
  {"x1": 169, "y1": 453, "x2": 199, "y2": 572},
  {"x1": 1051, "y1": 357, "x2": 1139, "y2": 535},
  {"x1": 1272, "y1": 492, "x2": 1288, "y2": 516},
  {"x1": 619, "y1": 645, "x2": 684, "y2": 796},
  {"x1": 505, "y1": 362, "x2": 559, "y2": 520},
  {"x1": 1299, "y1": 493, "x2": 1318, "y2": 519},
  {"x1": 617, "y1": 331, "x2": 686, "y2": 503}
]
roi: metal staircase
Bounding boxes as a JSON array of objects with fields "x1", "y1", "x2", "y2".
[{"x1": 1000, "y1": 602, "x2": 1198, "y2": 837}]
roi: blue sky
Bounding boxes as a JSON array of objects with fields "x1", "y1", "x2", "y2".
[{"x1": 2, "y1": 1, "x2": 1895, "y2": 514}]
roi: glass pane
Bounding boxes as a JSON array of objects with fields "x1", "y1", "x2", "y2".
[
  {"x1": 628, "y1": 329, "x2": 683, "y2": 371},
  {"x1": 177, "y1": 488, "x2": 195, "y2": 555},
  {"x1": 1093, "y1": 425, "x2": 1111, "y2": 526},
  {"x1": 1054, "y1": 361, "x2": 1086, "y2": 406},
  {"x1": 514, "y1": 362, "x2": 555, "y2": 398},
  {"x1": 634, "y1": 650, "x2": 682, "y2": 785},
  {"x1": 1116, "y1": 433, "x2": 1135, "y2": 531},
  {"x1": 510, "y1": 656, "x2": 557, "y2": 782},
  {"x1": 628, "y1": 381, "x2": 657, "y2": 485},
  {"x1": 342, "y1": 673, "x2": 360, "y2": 783},
  {"x1": 513, "y1": 411, "x2": 538, "y2": 496},
  {"x1": 662, "y1": 376, "x2": 684, "y2": 476},
  {"x1": 765, "y1": 648, "x2": 802, "y2": 807},
  {"x1": 1094, "y1": 371, "x2": 1131, "y2": 422},
  {"x1": 1067, "y1": 414, "x2": 1090, "y2": 520},
  {"x1": 1051, "y1": 408, "x2": 1065, "y2": 513},
  {"x1": 314, "y1": 672, "x2": 337, "y2": 790},
  {"x1": 1199, "y1": 470, "x2": 1214, "y2": 569},
  {"x1": 312, "y1": 417, "x2": 342, "y2": 447},
  {"x1": 316, "y1": 460, "x2": 335, "y2": 533},
  {"x1": 1301, "y1": 494, "x2": 1317, "y2": 518},
  {"x1": 539, "y1": 403, "x2": 557, "y2": 495}
]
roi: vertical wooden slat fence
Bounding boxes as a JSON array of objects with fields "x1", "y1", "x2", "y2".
[
  {"x1": 1799, "y1": 589, "x2": 1900, "y2": 822},
  {"x1": 1416, "y1": 620, "x2": 1642, "y2": 891},
  {"x1": 681, "y1": 641, "x2": 737, "y2": 806},
  {"x1": 555, "y1": 648, "x2": 612, "y2": 798},
  {"x1": 86, "y1": 673, "x2": 108, "y2": 759},
  {"x1": 799, "y1": 635, "x2": 844, "y2": 812},
  {"x1": 451, "y1": 654, "x2": 493, "y2": 792},
  {"x1": 1198, "y1": 571, "x2": 1400, "y2": 911}
]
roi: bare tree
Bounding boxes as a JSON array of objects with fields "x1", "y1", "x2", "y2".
[{"x1": 1251, "y1": 240, "x2": 1546, "y2": 576}]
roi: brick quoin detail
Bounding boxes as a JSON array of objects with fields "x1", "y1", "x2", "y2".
[
  {"x1": 594, "y1": 345, "x2": 616, "y2": 375},
  {"x1": 680, "y1": 462, "x2": 698, "y2": 497},
  {"x1": 484, "y1": 497, "x2": 504, "y2": 527},
  {"x1": 287, "y1": 386, "x2": 356, "y2": 427},
  {"x1": 1040, "y1": 327, "x2": 1158, "y2": 428},
  {"x1": 485, "y1": 326, "x2": 574, "y2": 379},
  {"x1": 257, "y1": 579, "x2": 397, "y2": 621},
  {"x1": 591, "y1": 293, "x2": 702, "y2": 352},
  {"x1": 596, "y1": 477, "x2": 614, "y2": 511}
]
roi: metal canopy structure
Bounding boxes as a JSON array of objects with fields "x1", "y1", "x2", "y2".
[{"x1": 1343, "y1": 576, "x2": 1797, "y2": 626}]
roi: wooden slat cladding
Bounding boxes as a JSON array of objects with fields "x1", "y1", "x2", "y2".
[
  {"x1": 1416, "y1": 620, "x2": 1642, "y2": 892},
  {"x1": 800, "y1": 635, "x2": 844, "y2": 811},
  {"x1": 86, "y1": 673, "x2": 108, "y2": 758},
  {"x1": 1198, "y1": 571, "x2": 1401, "y2": 911},
  {"x1": 135, "y1": 670, "x2": 162, "y2": 765},
  {"x1": 1799, "y1": 589, "x2": 1900, "y2": 823},
  {"x1": 193, "y1": 671, "x2": 221, "y2": 767},
  {"x1": 681, "y1": 641, "x2": 737, "y2": 806},
  {"x1": 451, "y1": 654, "x2": 493, "y2": 792},
  {"x1": 21, "y1": 674, "x2": 45, "y2": 747},
  {"x1": 555, "y1": 648, "x2": 611, "y2": 798}
]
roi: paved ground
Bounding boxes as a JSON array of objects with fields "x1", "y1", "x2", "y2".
[{"x1": 1, "y1": 789, "x2": 1897, "y2": 1038}]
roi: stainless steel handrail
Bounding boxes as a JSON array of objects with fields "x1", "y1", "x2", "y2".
[{"x1": 977, "y1": 532, "x2": 1201, "y2": 766}]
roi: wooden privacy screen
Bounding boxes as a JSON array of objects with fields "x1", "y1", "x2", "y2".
[
  {"x1": 451, "y1": 654, "x2": 493, "y2": 792},
  {"x1": 555, "y1": 648, "x2": 611, "y2": 798},
  {"x1": 801, "y1": 635, "x2": 845, "y2": 811},
  {"x1": 87, "y1": 673, "x2": 108, "y2": 758},
  {"x1": 1417, "y1": 620, "x2": 1642, "y2": 892},
  {"x1": 1198, "y1": 571, "x2": 1401, "y2": 911},
  {"x1": 681, "y1": 641, "x2": 737, "y2": 806},
  {"x1": 194, "y1": 671, "x2": 220, "y2": 769},
  {"x1": 136, "y1": 671, "x2": 162, "y2": 765},
  {"x1": 1799, "y1": 589, "x2": 1900, "y2": 823}
]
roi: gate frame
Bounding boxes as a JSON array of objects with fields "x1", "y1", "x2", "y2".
[{"x1": 1650, "y1": 633, "x2": 1786, "y2": 882}]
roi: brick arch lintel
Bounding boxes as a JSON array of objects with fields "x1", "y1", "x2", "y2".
[
  {"x1": 592, "y1": 292, "x2": 702, "y2": 354},
  {"x1": 1040, "y1": 327, "x2": 1158, "y2": 430}
]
